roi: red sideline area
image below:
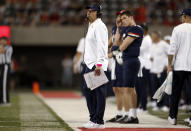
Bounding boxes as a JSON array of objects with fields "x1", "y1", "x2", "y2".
[
  {"x1": 79, "y1": 128, "x2": 190, "y2": 131},
  {"x1": 40, "y1": 91, "x2": 82, "y2": 99}
]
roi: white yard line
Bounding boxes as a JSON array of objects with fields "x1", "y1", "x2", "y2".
[{"x1": 42, "y1": 97, "x2": 189, "y2": 131}]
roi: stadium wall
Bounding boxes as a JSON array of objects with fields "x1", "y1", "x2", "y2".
[{"x1": 11, "y1": 25, "x2": 173, "y2": 46}]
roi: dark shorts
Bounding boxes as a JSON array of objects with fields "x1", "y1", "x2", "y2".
[
  {"x1": 122, "y1": 58, "x2": 140, "y2": 87},
  {"x1": 112, "y1": 61, "x2": 123, "y2": 87}
]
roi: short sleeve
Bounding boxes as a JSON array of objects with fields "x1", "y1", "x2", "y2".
[
  {"x1": 127, "y1": 26, "x2": 143, "y2": 38},
  {"x1": 77, "y1": 38, "x2": 85, "y2": 53}
]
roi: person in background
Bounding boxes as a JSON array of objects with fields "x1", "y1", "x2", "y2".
[
  {"x1": 136, "y1": 23, "x2": 152, "y2": 112},
  {"x1": 73, "y1": 37, "x2": 85, "y2": 95},
  {"x1": 61, "y1": 54, "x2": 73, "y2": 87},
  {"x1": 150, "y1": 31, "x2": 169, "y2": 112},
  {"x1": 73, "y1": 37, "x2": 85, "y2": 74},
  {"x1": 167, "y1": 8, "x2": 191, "y2": 126},
  {"x1": 164, "y1": 35, "x2": 171, "y2": 45},
  {"x1": 0, "y1": 36, "x2": 13, "y2": 106}
]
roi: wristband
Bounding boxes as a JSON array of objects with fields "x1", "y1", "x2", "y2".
[
  {"x1": 96, "y1": 64, "x2": 102, "y2": 67},
  {"x1": 111, "y1": 45, "x2": 119, "y2": 52}
]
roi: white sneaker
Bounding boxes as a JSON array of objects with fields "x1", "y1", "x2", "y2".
[
  {"x1": 137, "y1": 108, "x2": 147, "y2": 113},
  {"x1": 152, "y1": 106, "x2": 159, "y2": 111},
  {"x1": 179, "y1": 105, "x2": 188, "y2": 110},
  {"x1": 147, "y1": 101, "x2": 156, "y2": 107},
  {"x1": 83, "y1": 121, "x2": 95, "y2": 128},
  {"x1": 83, "y1": 121, "x2": 105, "y2": 129},
  {"x1": 189, "y1": 120, "x2": 191, "y2": 127},
  {"x1": 95, "y1": 124, "x2": 105, "y2": 129},
  {"x1": 161, "y1": 106, "x2": 169, "y2": 112},
  {"x1": 184, "y1": 118, "x2": 190, "y2": 123},
  {"x1": 168, "y1": 116, "x2": 176, "y2": 125}
]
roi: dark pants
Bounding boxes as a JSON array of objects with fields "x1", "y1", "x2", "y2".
[
  {"x1": 82, "y1": 65, "x2": 106, "y2": 124},
  {"x1": 169, "y1": 71, "x2": 191, "y2": 119},
  {"x1": 150, "y1": 71, "x2": 169, "y2": 107},
  {"x1": 136, "y1": 68, "x2": 150, "y2": 110},
  {"x1": 183, "y1": 77, "x2": 191, "y2": 105},
  {"x1": 0, "y1": 64, "x2": 10, "y2": 104}
]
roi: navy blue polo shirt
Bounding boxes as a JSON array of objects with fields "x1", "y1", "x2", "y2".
[{"x1": 122, "y1": 25, "x2": 143, "y2": 58}]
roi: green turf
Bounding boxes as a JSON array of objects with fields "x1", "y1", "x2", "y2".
[
  {"x1": 148, "y1": 107, "x2": 191, "y2": 127},
  {"x1": 0, "y1": 92, "x2": 74, "y2": 131},
  {"x1": 0, "y1": 93, "x2": 20, "y2": 130}
]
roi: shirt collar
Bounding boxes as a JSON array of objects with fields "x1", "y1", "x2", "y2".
[{"x1": 89, "y1": 18, "x2": 101, "y2": 26}]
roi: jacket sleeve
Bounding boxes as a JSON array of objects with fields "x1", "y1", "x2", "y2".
[{"x1": 95, "y1": 24, "x2": 108, "y2": 66}]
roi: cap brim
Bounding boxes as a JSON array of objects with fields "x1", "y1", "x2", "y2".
[{"x1": 116, "y1": 11, "x2": 121, "y2": 16}]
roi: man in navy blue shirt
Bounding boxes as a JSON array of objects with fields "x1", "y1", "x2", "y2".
[
  {"x1": 107, "y1": 10, "x2": 128, "y2": 123},
  {"x1": 112, "y1": 10, "x2": 143, "y2": 124}
]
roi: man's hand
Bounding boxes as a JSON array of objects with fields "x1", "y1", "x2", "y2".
[
  {"x1": 115, "y1": 51, "x2": 123, "y2": 65},
  {"x1": 94, "y1": 66, "x2": 101, "y2": 76},
  {"x1": 73, "y1": 64, "x2": 78, "y2": 74},
  {"x1": 111, "y1": 46, "x2": 123, "y2": 65},
  {"x1": 167, "y1": 65, "x2": 172, "y2": 74},
  {"x1": 116, "y1": 18, "x2": 122, "y2": 28}
]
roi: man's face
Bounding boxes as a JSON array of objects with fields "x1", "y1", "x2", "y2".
[
  {"x1": 87, "y1": 9, "x2": 97, "y2": 21},
  {"x1": 120, "y1": 14, "x2": 131, "y2": 26},
  {"x1": 151, "y1": 33, "x2": 158, "y2": 43},
  {"x1": 0, "y1": 39, "x2": 8, "y2": 45}
]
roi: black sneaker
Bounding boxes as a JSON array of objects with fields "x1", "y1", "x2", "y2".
[
  {"x1": 116, "y1": 115, "x2": 128, "y2": 123},
  {"x1": 120, "y1": 116, "x2": 139, "y2": 124},
  {"x1": 106, "y1": 115, "x2": 123, "y2": 122}
]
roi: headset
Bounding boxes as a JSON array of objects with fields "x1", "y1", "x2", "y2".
[{"x1": 96, "y1": 4, "x2": 102, "y2": 18}]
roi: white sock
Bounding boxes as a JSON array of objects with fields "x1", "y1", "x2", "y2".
[
  {"x1": 125, "y1": 111, "x2": 129, "y2": 116},
  {"x1": 129, "y1": 108, "x2": 137, "y2": 118},
  {"x1": 116, "y1": 110, "x2": 123, "y2": 116}
]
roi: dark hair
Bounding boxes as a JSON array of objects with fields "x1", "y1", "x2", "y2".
[
  {"x1": 140, "y1": 22, "x2": 148, "y2": 32},
  {"x1": 152, "y1": 31, "x2": 161, "y2": 38},
  {"x1": 0, "y1": 36, "x2": 8, "y2": 41},
  {"x1": 120, "y1": 10, "x2": 133, "y2": 16}
]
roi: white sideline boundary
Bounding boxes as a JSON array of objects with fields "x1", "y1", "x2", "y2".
[{"x1": 40, "y1": 96, "x2": 189, "y2": 131}]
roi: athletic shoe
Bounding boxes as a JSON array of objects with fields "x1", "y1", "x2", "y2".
[
  {"x1": 116, "y1": 115, "x2": 128, "y2": 123},
  {"x1": 161, "y1": 106, "x2": 169, "y2": 112},
  {"x1": 95, "y1": 124, "x2": 105, "y2": 129},
  {"x1": 106, "y1": 115, "x2": 123, "y2": 122},
  {"x1": 184, "y1": 117, "x2": 190, "y2": 123},
  {"x1": 120, "y1": 116, "x2": 139, "y2": 124},
  {"x1": 83, "y1": 121, "x2": 95, "y2": 128},
  {"x1": 83, "y1": 121, "x2": 105, "y2": 129},
  {"x1": 168, "y1": 116, "x2": 177, "y2": 125},
  {"x1": 137, "y1": 108, "x2": 148, "y2": 113},
  {"x1": 152, "y1": 106, "x2": 159, "y2": 111}
]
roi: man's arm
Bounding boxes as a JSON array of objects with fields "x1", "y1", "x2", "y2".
[
  {"x1": 0, "y1": 45, "x2": 5, "y2": 54},
  {"x1": 94, "y1": 24, "x2": 108, "y2": 76},
  {"x1": 167, "y1": 55, "x2": 174, "y2": 74},
  {"x1": 73, "y1": 52, "x2": 82, "y2": 74},
  {"x1": 108, "y1": 36, "x2": 113, "y2": 49},
  {"x1": 119, "y1": 36, "x2": 135, "y2": 51}
]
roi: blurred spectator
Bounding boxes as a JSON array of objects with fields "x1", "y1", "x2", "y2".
[
  {"x1": 150, "y1": 31, "x2": 170, "y2": 112},
  {"x1": 164, "y1": 35, "x2": 171, "y2": 44},
  {"x1": 61, "y1": 54, "x2": 73, "y2": 87},
  {"x1": 0, "y1": 0, "x2": 190, "y2": 26},
  {"x1": 134, "y1": 3, "x2": 147, "y2": 24}
]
